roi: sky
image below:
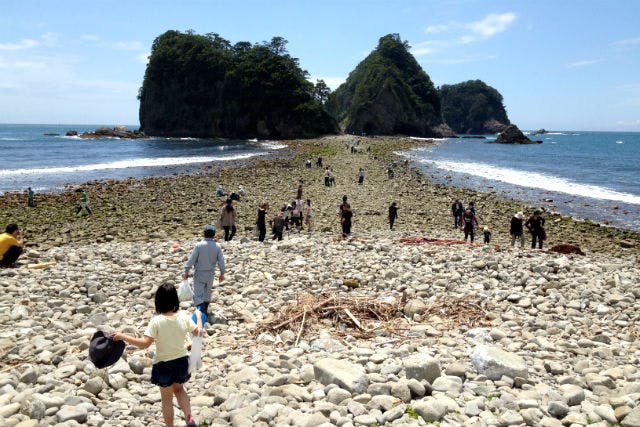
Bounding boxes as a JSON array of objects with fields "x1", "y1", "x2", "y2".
[{"x1": 1, "y1": 0, "x2": 639, "y2": 131}]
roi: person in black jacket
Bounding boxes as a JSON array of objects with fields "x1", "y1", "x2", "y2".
[
  {"x1": 462, "y1": 208, "x2": 478, "y2": 243},
  {"x1": 388, "y1": 202, "x2": 398, "y2": 230},
  {"x1": 510, "y1": 211, "x2": 525, "y2": 247},
  {"x1": 451, "y1": 199, "x2": 464, "y2": 228},
  {"x1": 341, "y1": 203, "x2": 353, "y2": 237},
  {"x1": 525, "y1": 210, "x2": 546, "y2": 249}
]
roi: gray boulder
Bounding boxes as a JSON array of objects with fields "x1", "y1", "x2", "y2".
[
  {"x1": 470, "y1": 345, "x2": 528, "y2": 380},
  {"x1": 56, "y1": 405, "x2": 88, "y2": 423},
  {"x1": 404, "y1": 353, "x2": 441, "y2": 383},
  {"x1": 314, "y1": 358, "x2": 368, "y2": 394},
  {"x1": 413, "y1": 397, "x2": 447, "y2": 422},
  {"x1": 622, "y1": 405, "x2": 640, "y2": 427}
]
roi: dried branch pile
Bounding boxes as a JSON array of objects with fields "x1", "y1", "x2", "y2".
[
  {"x1": 255, "y1": 293, "x2": 404, "y2": 340},
  {"x1": 255, "y1": 293, "x2": 492, "y2": 341},
  {"x1": 420, "y1": 295, "x2": 492, "y2": 329}
]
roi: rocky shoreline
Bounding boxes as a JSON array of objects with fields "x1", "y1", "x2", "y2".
[{"x1": 1, "y1": 135, "x2": 639, "y2": 426}]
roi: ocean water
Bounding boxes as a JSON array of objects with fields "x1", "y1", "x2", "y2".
[
  {"x1": 0, "y1": 124, "x2": 285, "y2": 194},
  {"x1": 401, "y1": 131, "x2": 640, "y2": 231}
]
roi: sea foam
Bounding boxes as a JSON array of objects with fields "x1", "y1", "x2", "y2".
[
  {"x1": 260, "y1": 141, "x2": 287, "y2": 150},
  {"x1": 0, "y1": 153, "x2": 265, "y2": 177},
  {"x1": 420, "y1": 159, "x2": 640, "y2": 205}
]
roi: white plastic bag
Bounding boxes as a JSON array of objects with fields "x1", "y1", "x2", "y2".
[
  {"x1": 177, "y1": 280, "x2": 194, "y2": 302},
  {"x1": 188, "y1": 334, "x2": 202, "y2": 373}
]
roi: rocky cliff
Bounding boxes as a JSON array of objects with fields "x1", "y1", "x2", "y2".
[
  {"x1": 138, "y1": 31, "x2": 338, "y2": 139},
  {"x1": 440, "y1": 80, "x2": 510, "y2": 134},
  {"x1": 326, "y1": 34, "x2": 443, "y2": 137}
]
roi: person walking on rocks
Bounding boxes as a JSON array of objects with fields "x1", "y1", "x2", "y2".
[
  {"x1": 0, "y1": 223, "x2": 24, "y2": 268},
  {"x1": 292, "y1": 199, "x2": 303, "y2": 231},
  {"x1": 388, "y1": 202, "x2": 398, "y2": 230},
  {"x1": 112, "y1": 284, "x2": 202, "y2": 427},
  {"x1": 182, "y1": 225, "x2": 225, "y2": 317},
  {"x1": 304, "y1": 199, "x2": 313, "y2": 232},
  {"x1": 272, "y1": 209, "x2": 285, "y2": 241},
  {"x1": 27, "y1": 187, "x2": 36, "y2": 207},
  {"x1": 525, "y1": 210, "x2": 546, "y2": 249},
  {"x1": 510, "y1": 211, "x2": 525, "y2": 248},
  {"x1": 462, "y1": 207, "x2": 478, "y2": 243},
  {"x1": 75, "y1": 189, "x2": 92, "y2": 215},
  {"x1": 324, "y1": 167, "x2": 331, "y2": 187},
  {"x1": 339, "y1": 195, "x2": 348, "y2": 216},
  {"x1": 219, "y1": 199, "x2": 237, "y2": 242},
  {"x1": 483, "y1": 226, "x2": 492, "y2": 244},
  {"x1": 357, "y1": 168, "x2": 365, "y2": 185},
  {"x1": 296, "y1": 180, "x2": 304, "y2": 200},
  {"x1": 451, "y1": 199, "x2": 464, "y2": 228},
  {"x1": 341, "y1": 203, "x2": 353, "y2": 237},
  {"x1": 256, "y1": 203, "x2": 270, "y2": 242}
]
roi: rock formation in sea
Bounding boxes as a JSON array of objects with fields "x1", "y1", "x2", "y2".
[
  {"x1": 138, "y1": 31, "x2": 338, "y2": 139},
  {"x1": 439, "y1": 80, "x2": 510, "y2": 134},
  {"x1": 326, "y1": 34, "x2": 444, "y2": 137},
  {"x1": 530, "y1": 128, "x2": 549, "y2": 135},
  {"x1": 67, "y1": 126, "x2": 147, "y2": 139},
  {"x1": 495, "y1": 124, "x2": 542, "y2": 144}
]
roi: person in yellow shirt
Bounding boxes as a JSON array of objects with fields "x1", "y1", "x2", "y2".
[
  {"x1": 0, "y1": 223, "x2": 23, "y2": 268},
  {"x1": 113, "y1": 284, "x2": 202, "y2": 427}
]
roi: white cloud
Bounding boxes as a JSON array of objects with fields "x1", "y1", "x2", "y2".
[
  {"x1": 466, "y1": 13, "x2": 516, "y2": 37},
  {"x1": 0, "y1": 51, "x2": 139, "y2": 103},
  {"x1": 40, "y1": 33, "x2": 60, "y2": 46},
  {"x1": 112, "y1": 41, "x2": 144, "y2": 51},
  {"x1": 566, "y1": 59, "x2": 605, "y2": 68},
  {"x1": 0, "y1": 38, "x2": 39, "y2": 51},
  {"x1": 616, "y1": 119, "x2": 640, "y2": 126},
  {"x1": 414, "y1": 12, "x2": 516, "y2": 57},
  {"x1": 81, "y1": 34, "x2": 100, "y2": 42},
  {"x1": 80, "y1": 35, "x2": 144, "y2": 52},
  {"x1": 425, "y1": 24, "x2": 449, "y2": 34},
  {"x1": 611, "y1": 37, "x2": 640, "y2": 47},
  {"x1": 411, "y1": 41, "x2": 436, "y2": 56}
]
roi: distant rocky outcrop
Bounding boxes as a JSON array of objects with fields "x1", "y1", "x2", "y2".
[
  {"x1": 139, "y1": 31, "x2": 338, "y2": 139},
  {"x1": 530, "y1": 128, "x2": 548, "y2": 135},
  {"x1": 440, "y1": 80, "x2": 510, "y2": 134},
  {"x1": 494, "y1": 125, "x2": 542, "y2": 144},
  {"x1": 326, "y1": 34, "x2": 443, "y2": 137},
  {"x1": 70, "y1": 126, "x2": 148, "y2": 139}
]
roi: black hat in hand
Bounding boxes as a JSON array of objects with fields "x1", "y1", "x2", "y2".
[{"x1": 89, "y1": 331, "x2": 125, "y2": 369}]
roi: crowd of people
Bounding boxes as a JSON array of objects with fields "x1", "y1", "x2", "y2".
[{"x1": 451, "y1": 199, "x2": 547, "y2": 248}]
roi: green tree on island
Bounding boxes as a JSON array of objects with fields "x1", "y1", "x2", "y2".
[
  {"x1": 439, "y1": 80, "x2": 510, "y2": 134},
  {"x1": 326, "y1": 34, "x2": 443, "y2": 136},
  {"x1": 138, "y1": 30, "x2": 338, "y2": 139}
]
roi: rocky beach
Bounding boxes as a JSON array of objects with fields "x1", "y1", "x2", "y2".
[{"x1": 1, "y1": 135, "x2": 639, "y2": 427}]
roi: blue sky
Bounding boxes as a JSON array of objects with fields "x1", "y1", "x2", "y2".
[{"x1": 1, "y1": 0, "x2": 639, "y2": 131}]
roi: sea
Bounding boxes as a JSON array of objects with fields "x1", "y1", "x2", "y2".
[
  {"x1": 0, "y1": 124, "x2": 285, "y2": 195},
  {"x1": 400, "y1": 131, "x2": 640, "y2": 231}
]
